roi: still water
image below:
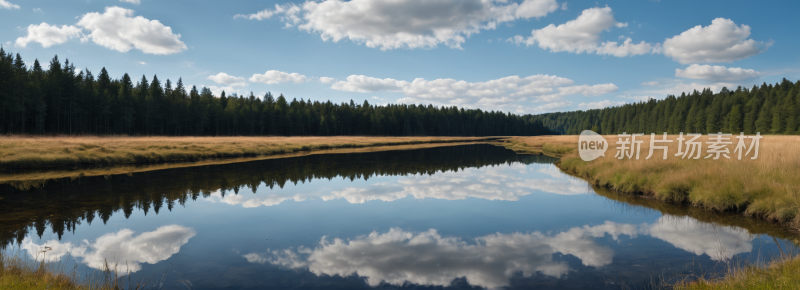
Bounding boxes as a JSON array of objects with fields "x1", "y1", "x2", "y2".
[{"x1": 0, "y1": 144, "x2": 795, "y2": 289}]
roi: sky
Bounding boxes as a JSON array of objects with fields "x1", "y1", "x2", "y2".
[{"x1": 1, "y1": 0, "x2": 798, "y2": 115}]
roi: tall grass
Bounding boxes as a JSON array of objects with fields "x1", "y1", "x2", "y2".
[
  {"x1": 0, "y1": 135, "x2": 493, "y2": 170},
  {"x1": 0, "y1": 249, "x2": 164, "y2": 290},
  {"x1": 508, "y1": 135, "x2": 800, "y2": 289},
  {"x1": 510, "y1": 135, "x2": 800, "y2": 228},
  {"x1": 676, "y1": 249, "x2": 800, "y2": 289}
]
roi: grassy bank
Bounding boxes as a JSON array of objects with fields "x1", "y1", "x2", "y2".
[
  {"x1": 505, "y1": 135, "x2": 800, "y2": 289},
  {"x1": 0, "y1": 250, "x2": 157, "y2": 290},
  {"x1": 0, "y1": 136, "x2": 494, "y2": 170},
  {"x1": 0, "y1": 140, "x2": 491, "y2": 190}
]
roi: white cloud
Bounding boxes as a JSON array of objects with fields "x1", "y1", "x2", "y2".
[
  {"x1": 207, "y1": 72, "x2": 247, "y2": 87},
  {"x1": 245, "y1": 223, "x2": 636, "y2": 288},
  {"x1": 577, "y1": 100, "x2": 626, "y2": 110},
  {"x1": 22, "y1": 225, "x2": 196, "y2": 275},
  {"x1": 33, "y1": 8, "x2": 42, "y2": 13},
  {"x1": 77, "y1": 6, "x2": 186, "y2": 54},
  {"x1": 0, "y1": 0, "x2": 19, "y2": 9},
  {"x1": 318, "y1": 77, "x2": 336, "y2": 84},
  {"x1": 662, "y1": 18, "x2": 766, "y2": 64},
  {"x1": 675, "y1": 64, "x2": 762, "y2": 82},
  {"x1": 633, "y1": 81, "x2": 735, "y2": 98},
  {"x1": 206, "y1": 85, "x2": 243, "y2": 97},
  {"x1": 645, "y1": 216, "x2": 752, "y2": 261},
  {"x1": 235, "y1": 0, "x2": 560, "y2": 50},
  {"x1": 137, "y1": 61, "x2": 147, "y2": 65},
  {"x1": 641, "y1": 81, "x2": 658, "y2": 86},
  {"x1": 511, "y1": 7, "x2": 657, "y2": 57},
  {"x1": 119, "y1": 0, "x2": 141, "y2": 5},
  {"x1": 558, "y1": 84, "x2": 619, "y2": 96},
  {"x1": 249, "y1": 70, "x2": 308, "y2": 85},
  {"x1": 330, "y1": 74, "x2": 615, "y2": 112},
  {"x1": 15, "y1": 23, "x2": 82, "y2": 48}
]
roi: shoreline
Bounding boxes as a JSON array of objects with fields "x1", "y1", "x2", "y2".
[
  {"x1": 502, "y1": 135, "x2": 800, "y2": 289},
  {"x1": 0, "y1": 136, "x2": 502, "y2": 190}
]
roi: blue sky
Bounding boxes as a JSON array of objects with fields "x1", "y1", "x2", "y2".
[{"x1": 2, "y1": 0, "x2": 798, "y2": 114}]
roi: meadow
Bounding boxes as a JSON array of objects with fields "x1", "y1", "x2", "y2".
[
  {"x1": 504, "y1": 134, "x2": 800, "y2": 288},
  {"x1": 0, "y1": 135, "x2": 492, "y2": 170}
]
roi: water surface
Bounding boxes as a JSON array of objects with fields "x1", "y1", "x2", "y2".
[{"x1": 0, "y1": 144, "x2": 795, "y2": 289}]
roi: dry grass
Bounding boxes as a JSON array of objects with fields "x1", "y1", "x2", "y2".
[
  {"x1": 676, "y1": 253, "x2": 800, "y2": 290},
  {"x1": 508, "y1": 135, "x2": 800, "y2": 228},
  {"x1": 0, "y1": 249, "x2": 160, "y2": 290},
  {"x1": 0, "y1": 135, "x2": 494, "y2": 170},
  {"x1": 0, "y1": 141, "x2": 491, "y2": 190},
  {"x1": 508, "y1": 135, "x2": 800, "y2": 289}
]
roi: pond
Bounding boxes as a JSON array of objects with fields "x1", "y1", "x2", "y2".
[{"x1": 0, "y1": 144, "x2": 795, "y2": 289}]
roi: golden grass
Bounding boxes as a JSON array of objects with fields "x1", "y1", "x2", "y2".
[
  {"x1": 0, "y1": 141, "x2": 492, "y2": 190},
  {"x1": 508, "y1": 135, "x2": 800, "y2": 228},
  {"x1": 0, "y1": 135, "x2": 495, "y2": 170},
  {"x1": 0, "y1": 250, "x2": 158, "y2": 290},
  {"x1": 508, "y1": 135, "x2": 800, "y2": 289},
  {"x1": 676, "y1": 254, "x2": 800, "y2": 290}
]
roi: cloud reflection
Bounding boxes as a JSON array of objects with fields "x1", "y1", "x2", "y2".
[
  {"x1": 22, "y1": 225, "x2": 196, "y2": 274},
  {"x1": 244, "y1": 222, "x2": 637, "y2": 288},
  {"x1": 645, "y1": 216, "x2": 753, "y2": 261},
  {"x1": 208, "y1": 164, "x2": 590, "y2": 208},
  {"x1": 244, "y1": 216, "x2": 755, "y2": 288}
]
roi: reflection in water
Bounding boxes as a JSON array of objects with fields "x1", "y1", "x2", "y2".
[
  {"x1": 647, "y1": 216, "x2": 752, "y2": 261},
  {"x1": 207, "y1": 163, "x2": 589, "y2": 207},
  {"x1": 1, "y1": 145, "x2": 554, "y2": 248},
  {"x1": 244, "y1": 222, "x2": 638, "y2": 289},
  {"x1": 22, "y1": 225, "x2": 196, "y2": 274},
  {"x1": 244, "y1": 217, "x2": 755, "y2": 288}
]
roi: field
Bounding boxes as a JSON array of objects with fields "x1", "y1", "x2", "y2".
[
  {"x1": 0, "y1": 135, "x2": 494, "y2": 170},
  {"x1": 504, "y1": 134, "x2": 800, "y2": 288}
]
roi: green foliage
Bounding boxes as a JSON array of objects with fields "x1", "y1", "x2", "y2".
[
  {"x1": 0, "y1": 51, "x2": 551, "y2": 137},
  {"x1": 532, "y1": 80, "x2": 800, "y2": 135}
]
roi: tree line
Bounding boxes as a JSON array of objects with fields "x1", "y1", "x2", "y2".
[
  {"x1": 533, "y1": 78, "x2": 800, "y2": 135},
  {"x1": 0, "y1": 49, "x2": 552, "y2": 137}
]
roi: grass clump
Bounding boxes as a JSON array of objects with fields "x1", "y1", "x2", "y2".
[
  {"x1": 0, "y1": 250, "x2": 164, "y2": 290},
  {"x1": 676, "y1": 254, "x2": 800, "y2": 290}
]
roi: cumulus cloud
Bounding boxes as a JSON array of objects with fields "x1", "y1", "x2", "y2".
[
  {"x1": 510, "y1": 7, "x2": 658, "y2": 57},
  {"x1": 119, "y1": 0, "x2": 141, "y2": 5},
  {"x1": 245, "y1": 223, "x2": 636, "y2": 288},
  {"x1": 77, "y1": 6, "x2": 186, "y2": 54},
  {"x1": 207, "y1": 72, "x2": 247, "y2": 87},
  {"x1": 235, "y1": 0, "x2": 560, "y2": 50},
  {"x1": 15, "y1": 23, "x2": 82, "y2": 48},
  {"x1": 22, "y1": 225, "x2": 196, "y2": 275},
  {"x1": 641, "y1": 81, "x2": 659, "y2": 86},
  {"x1": 638, "y1": 81, "x2": 735, "y2": 98},
  {"x1": 675, "y1": 64, "x2": 762, "y2": 82},
  {"x1": 249, "y1": 70, "x2": 308, "y2": 85},
  {"x1": 577, "y1": 100, "x2": 627, "y2": 110},
  {"x1": 0, "y1": 0, "x2": 19, "y2": 9},
  {"x1": 137, "y1": 61, "x2": 147, "y2": 65},
  {"x1": 318, "y1": 77, "x2": 336, "y2": 84},
  {"x1": 662, "y1": 18, "x2": 766, "y2": 64},
  {"x1": 330, "y1": 74, "x2": 615, "y2": 112}
]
